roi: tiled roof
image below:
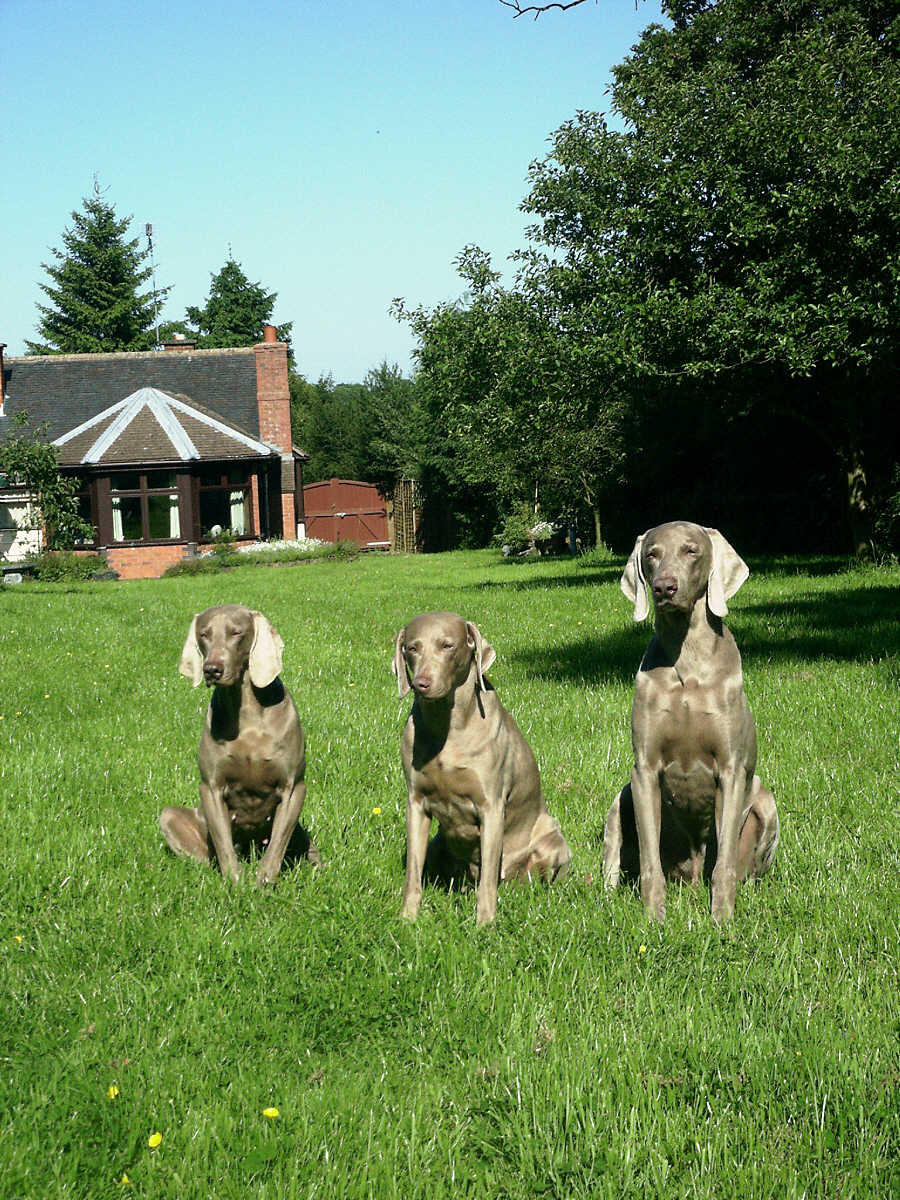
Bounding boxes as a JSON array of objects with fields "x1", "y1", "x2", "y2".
[
  {"x1": 1, "y1": 348, "x2": 260, "y2": 442},
  {"x1": 53, "y1": 387, "x2": 279, "y2": 468}
]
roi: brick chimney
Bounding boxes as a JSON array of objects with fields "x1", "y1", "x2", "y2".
[
  {"x1": 164, "y1": 334, "x2": 197, "y2": 351},
  {"x1": 254, "y1": 331, "x2": 295, "y2": 533}
]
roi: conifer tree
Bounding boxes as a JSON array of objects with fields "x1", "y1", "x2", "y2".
[
  {"x1": 28, "y1": 182, "x2": 167, "y2": 354},
  {"x1": 185, "y1": 257, "x2": 292, "y2": 351}
]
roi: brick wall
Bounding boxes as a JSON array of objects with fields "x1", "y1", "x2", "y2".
[
  {"x1": 105, "y1": 543, "x2": 189, "y2": 580},
  {"x1": 254, "y1": 341, "x2": 292, "y2": 451},
  {"x1": 254, "y1": 339, "x2": 296, "y2": 535}
]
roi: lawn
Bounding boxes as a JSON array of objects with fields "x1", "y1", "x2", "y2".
[{"x1": 1, "y1": 548, "x2": 898, "y2": 1198}]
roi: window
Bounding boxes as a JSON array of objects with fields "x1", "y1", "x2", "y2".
[
  {"x1": 70, "y1": 475, "x2": 97, "y2": 545},
  {"x1": 110, "y1": 471, "x2": 180, "y2": 542},
  {"x1": 198, "y1": 466, "x2": 252, "y2": 539}
]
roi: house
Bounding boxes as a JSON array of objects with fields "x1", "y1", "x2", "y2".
[{"x1": 0, "y1": 328, "x2": 307, "y2": 578}]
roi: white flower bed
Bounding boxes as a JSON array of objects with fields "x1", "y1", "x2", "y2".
[{"x1": 237, "y1": 537, "x2": 330, "y2": 554}]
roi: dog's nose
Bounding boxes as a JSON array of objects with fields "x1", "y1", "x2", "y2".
[
  {"x1": 413, "y1": 674, "x2": 432, "y2": 694},
  {"x1": 652, "y1": 575, "x2": 677, "y2": 599},
  {"x1": 203, "y1": 660, "x2": 224, "y2": 682}
]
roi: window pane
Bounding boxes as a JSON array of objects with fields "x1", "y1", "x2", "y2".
[
  {"x1": 114, "y1": 496, "x2": 143, "y2": 540},
  {"x1": 110, "y1": 472, "x2": 141, "y2": 492},
  {"x1": 199, "y1": 470, "x2": 223, "y2": 487},
  {"x1": 227, "y1": 467, "x2": 248, "y2": 486},
  {"x1": 148, "y1": 494, "x2": 179, "y2": 539},
  {"x1": 199, "y1": 489, "x2": 230, "y2": 536},
  {"x1": 146, "y1": 470, "x2": 177, "y2": 490},
  {"x1": 229, "y1": 489, "x2": 248, "y2": 536}
]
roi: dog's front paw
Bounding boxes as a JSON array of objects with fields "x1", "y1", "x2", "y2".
[{"x1": 710, "y1": 866, "x2": 737, "y2": 924}]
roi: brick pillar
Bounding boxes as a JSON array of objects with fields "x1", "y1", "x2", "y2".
[{"x1": 254, "y1": 339, "x2": 296, "y2": 534}]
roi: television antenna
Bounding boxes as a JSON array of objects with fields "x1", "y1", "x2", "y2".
[{"x1": 146, "y1": 222, "x2": 161, "y2": 349}]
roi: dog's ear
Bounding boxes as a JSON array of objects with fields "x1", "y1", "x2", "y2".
[
  {"x1": 620, "y1": 532, "x2": 650, "y2": 622},
  {"x1": 704, "y1": 528, "x2": 749, "y2": 617},
  {"x1": 249, "y1": 612, "x2": 284, "y2": 688},
  {"x1": 392, "y1": 629, "x2": 411, "y2": 698},
  {"x1": 178, "y1": 614, "x2": 204, "y2": 687},
  {"x1": 466, "y1": 621, "x2": 496, "y2": 691}
]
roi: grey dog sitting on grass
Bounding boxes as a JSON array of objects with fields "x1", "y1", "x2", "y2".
[
  {"x1": 393, "y1": 611, "x2": 571, "y2": 925},
  {"x1": 603, "y1": 521, "x2": 779, "y2": 924},
  {"x1": 160, "y1": 604, "x2": 318, "y2": 884}
]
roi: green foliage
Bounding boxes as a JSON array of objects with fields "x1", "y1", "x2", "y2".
[
  {"x1": 27, "y1": 182, "x2": 168, "y2": 354},
  {"x1": 185, "y1": 258, "x2": 292, "y2": 352},
  {"x1": 398, "y1": 0, "x2": 900, "y2": 556},
  {"x1": 28, "y1": 551, "x2": 109, "y2": 581},
  {"x1": 291, "y1": 364, "x2": 425, "y2": 493},
  {"x1": 0, "y1": 414, "x2": 94, "y2": 549},
  {"x1": 520, "y1": 0, "x2": 900, "y2": 554}
]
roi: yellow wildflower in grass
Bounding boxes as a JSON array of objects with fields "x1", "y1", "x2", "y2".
[
  {"x1": 120, "y1": 1174, "x2": 132, "y2": 1186},
  {"x1": 107, "y1": 1084, "x2": 120, "y2": 1100},
  {"x1": 371, "y1": 807, "x2": 382, "y2": 816},
  {"x1": 147, "y1": 1131, "x2": 162, "y2": 1149},
  {"x1": 262, "y1": 1107, "x2": 280, "y2": 1118},
  {"x1": 44, "y1": 693, "x2": 50, "y2": 699},
  {"x1": 14, "y1": 935, "x2": 23, "y2": 944},
  {"x1": 638, "y1": 944, "x2": 647, "y2": 955}
]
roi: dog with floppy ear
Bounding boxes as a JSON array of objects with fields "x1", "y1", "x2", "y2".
[
  {"x1": 603, "y1": 521, "x2": 779, "y2": 923},
  {"x1": 160, "y1": 604, "x2": 318, "y2": 884},
  {"x1": 393, "y1": 611, "x2": 571, "y2": 925}
]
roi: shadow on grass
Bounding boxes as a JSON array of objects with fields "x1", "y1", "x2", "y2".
[
  {"x1": 462, "y1": 560, "x2": 624, "y2": 593},
  {"x1": 512, "y1": 581, "x2": 900, "y2": 686}
]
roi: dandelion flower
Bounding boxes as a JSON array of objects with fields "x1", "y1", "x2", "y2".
[
  {"x1": 120, "y1": 1174, "x2": 132, "y2": 1186},
  {"x1": 44, "y1": 693, "x2": 50, "y2": 699},
  {"x1": 147, "y1": 1131, "x2": 162, "y2": 1149},
  {"x1": 262, "y1": 1107, "x2": 279, "y2": 1119},
  {"x1": 371, "y1": 807, "x2": 382, "y2": 816},
  {"x1": 638, "y1": 944, "x2": 647, "y2": 955},
  {"x1": 107, "y1": 1084, "x2": 120, "y2": 1100}
]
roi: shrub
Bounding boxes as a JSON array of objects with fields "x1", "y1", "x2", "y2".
[
  {"x1": 28, "y1": 551, "x2": 110, "y2": 581},
  {"x1": 161, "y1": 538, "x2": 359, "y2": 577},
  {"x1": 495, "y1": 504, "x2": 557, "y2": 556}
]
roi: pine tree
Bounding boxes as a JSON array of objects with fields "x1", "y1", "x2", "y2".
[
  {"x1": 185, "y1": 258, "x2": 293, "y2": 351},
  {"x1": 27, "y1": 182, "x2": 168, "y2": 355}
]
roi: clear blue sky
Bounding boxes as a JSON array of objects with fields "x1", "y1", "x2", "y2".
[{"x1": 3, "y1": 0, "x2": 665, "y2": 383}]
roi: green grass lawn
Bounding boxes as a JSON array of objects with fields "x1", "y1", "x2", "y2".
[{"x1": 1, "y1": 549, "x2": 898, "y2": 1198}]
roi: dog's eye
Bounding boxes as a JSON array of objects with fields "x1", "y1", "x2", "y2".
[
  {"x1": 442, "y1": 640, "x2": 454, "y2": 650},
  {"x1": 683, "y1": 544, "x2": 698, "y2": 556},
  {"x1": 226, "y1": 628, "x2": 241, "y2": 638}
]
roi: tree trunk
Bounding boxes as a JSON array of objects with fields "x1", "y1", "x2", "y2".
[
  {"x1": 845, "y1": 444, "x2": 874, "y2": 560},
  {"x1": 592, "y1": 507, "x2": 604, "y2": 549}
]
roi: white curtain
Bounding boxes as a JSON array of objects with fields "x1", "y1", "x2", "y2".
[
  {"x1": 229, "y1": 490, "x2": 246, "y2": 536},
  {"x1": 111, "y1": 495, "x2": 123, "y2": 541},
  {"x1": 169, "y1": 494, "x2": 180, "y2": 538}
]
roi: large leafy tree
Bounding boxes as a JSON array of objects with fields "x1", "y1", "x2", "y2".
[
  {"x1": 396, "y1": 246, "x2": 628, "y2": 548},
  {"x1": 521, "y1": 0, "x2": 900, "y2": 554},
  {"x1": 185, "y1": 258, "x2": 292, "y2": 352},
  {"x1": 28, "y1": 183, "x2": 168, "y2": 354}
]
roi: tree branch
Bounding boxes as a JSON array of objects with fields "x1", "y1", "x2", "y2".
[{"x1": 499, "y1": 0, "x2": 592, "y2": 19}]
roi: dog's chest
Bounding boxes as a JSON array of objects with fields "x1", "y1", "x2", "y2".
[
  {"x1": 645, "y1": 673, "x2": 728, "y2": 774},
  {"x1": 214, "y1": 728, "x2": 287, "y2": 816},
  {"x1": 414, "y1": 752, "x2": 489, "y2": 841}
]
